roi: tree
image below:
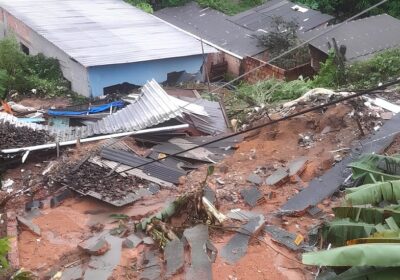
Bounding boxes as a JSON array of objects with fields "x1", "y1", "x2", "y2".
[
  {"x1": 257, "y1": 16, "x2": 299, "y2": 59},
  {"x1": 257, "y1": 16, "x2": 310, "y2": 69},
  {"x1": 295, "y1": 0, "x2": 400, "y2": 20}
]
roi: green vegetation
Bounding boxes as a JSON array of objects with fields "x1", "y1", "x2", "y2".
[
  {"x1": 228, "y1": 47, "x2": 400, "y2": 119},
  {"x1": 124, "y1": 0, "x2": 190, "y2": 13},
  {"x1": 0, "y1": 37, "x2": 71, "y2": 99},
  {"x1": 197, "y1": 0, "x2": 264, "y2": 15},
  {"x1": 125, "y1": 0, "x2": 264, "y2": 15},
  {"x1": 294, "y1": 0, "x2": 400, "y2": 20},
  {"x1": 257, "y1": 16, "x2": 310, "y2": 69},
  {"x1": 0, "y1": 237, "x2": 9, "y2": 269},
  {"x1": 124, "y1": 0, "x2": 154, "y2": 13},
  {"x1": 313, "y1": 48, "x2": 400, "y2": 90},
  {"x1": 235, "y1": 78, "x2": 312, "y2": 106}
]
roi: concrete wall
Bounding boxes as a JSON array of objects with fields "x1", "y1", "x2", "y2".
[
  {"x1": 208, "y1": 52, "x2": 241, "y2": 77},
  {"x1": 0, "y1": 8, "x2": 91, "y2": 96},
  {"x1": 87, "y1": 55, "x2": 204, "y2": 97},
  {"x1": 309, "y1": 45, "x2": 328, "y2": 71}
]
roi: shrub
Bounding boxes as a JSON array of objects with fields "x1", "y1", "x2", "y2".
[
  {"x1": 236, "y1": 78, "x2": 312, "y2": 105},
  {"x1": 0, "y1": 70, "x2": 9, "y2": 99},
  {"x1": 0, "y1": 37, "x2": 71, "y2": 98},
  {"x1": 345, "y1": 49, "x2": 400, "y2": 89},
  {"x1": 313, "y1": 48, "x2": 400, "y2": 90},
  {"x1": 311, "y1": 50, "x2": 343, "y2": 88},
  {"x1": 0, "y1": 237, "x2": 9, "y2": 269},
  {"x1": 197, "y1": 0, "x2": 264, "y2": 15}
]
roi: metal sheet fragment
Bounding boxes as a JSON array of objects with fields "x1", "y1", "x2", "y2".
[
  {"x1": 83, "y1": 233, "x2": 122, "y2": 280},
  {"x1": 281, "y1": 114, "x2": 400, "y2": 213},
  {"x1": 226, "y1": 209, "x2": 262, "y2": 222},
  {"x1": 264, "y1": 225, "x2": 310, "y2": 251},
  {"x1": 164, "y1": 239, "x2": 185, "y2": 277},
  {"x1": 16, "y1": 215, "x2": 41, "y2": 236},
  {"x1": 220, "y1": 215, "x2": 265, "y2": 264},
  {"x1": 183, "y1": 224, "x2": 213, "y2": 280},
  {"x1": 240, "y1": 187, "x2": 264, "y2": 208},
  {"x1": 265, "y1": 168, "x2": 289, "y2": 186},
  {"x1": 139, "y1": 250, "x2": 162, "y2": 280},
  {"x1": 247, "y1": 173, "x2": 263, "y2": 185}
]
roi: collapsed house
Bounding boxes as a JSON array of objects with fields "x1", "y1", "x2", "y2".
[
  {"x1": 0, "y1": 0, "x2": 216, "y2": 97},
  {"x1": 1, "y1": 80, "x2": 400, "y2": 279}
]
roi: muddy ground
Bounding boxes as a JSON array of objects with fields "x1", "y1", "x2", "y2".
[{"x1": 0, "y1": 100, "x2": 397, "y2": 279}]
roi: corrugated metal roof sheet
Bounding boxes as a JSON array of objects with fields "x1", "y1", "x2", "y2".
[
  {"x1": 230, "y1": 0, "x2": 334, "y2": 33},
  {"x1": 101, "y1": 147, "x2": 186, "y2": 184},
  {"x1": 0, "y1": 0, "x2": 215, "y2": 67},
  {"x1": 303, "y1": 14, "x2": 400, "y2": 62},
  {"x1": 155, "y1": 1, "x2": 333, "y2": 58},
  {"x1": 0, "y1": 80, "x2": 215, "y2": 143}
]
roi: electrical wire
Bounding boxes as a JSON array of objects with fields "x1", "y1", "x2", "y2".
[
  {"x1": 111, "y1": 77, "x2": 400, "y2": 174},
  {"x1": 104, "y1": 0, "x2": 391, "y2": 174}
]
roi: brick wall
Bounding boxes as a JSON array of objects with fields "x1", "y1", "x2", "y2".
[{"x1": 241, "y1": 56, "x2": 314, "y2": 83}]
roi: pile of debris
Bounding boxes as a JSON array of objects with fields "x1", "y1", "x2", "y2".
[{"x1": 2, "y1": 82, "x2": 400, "y2": 279}]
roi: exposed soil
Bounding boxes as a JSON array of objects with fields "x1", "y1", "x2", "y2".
[
  {"x1": 18, "y1": 97, "x2": 71, "y2": 110},
  {"x1": 181, "y1": 103, "x2": 365, "y2": 279},
  {"x1": 0, "y1": 100, "x2": 391, "y2": 279}
]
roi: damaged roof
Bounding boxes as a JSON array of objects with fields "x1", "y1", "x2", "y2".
[
  {"x1": 155, "y1": 0, "x2": 333, "y2": 58},
  {"x1": 304, "y1": 14, "x2": 400, "y2": 62},
  {"x1": 0, "y1": 0, "x2": 215, "y2": 67}
]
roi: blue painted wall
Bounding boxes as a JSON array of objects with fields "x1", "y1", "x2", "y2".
[{"x1": 88, "y1": 55, "x2": 204, "y2": 97}]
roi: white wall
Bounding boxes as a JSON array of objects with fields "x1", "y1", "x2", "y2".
[{"x1": 0, "y1": 8, "x2": 91, "y2": 97}]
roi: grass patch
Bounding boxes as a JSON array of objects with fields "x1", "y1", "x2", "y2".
[{"x1": 197, "y1": 0, "x2": 264, "y2": 15}]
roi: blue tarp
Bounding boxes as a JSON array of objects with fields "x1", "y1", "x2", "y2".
[{"x1": 47, "y1": 101, "x2": 125, "y2": 116}]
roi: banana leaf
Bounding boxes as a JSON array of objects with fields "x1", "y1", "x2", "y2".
[
  {"x1": 344, "y1": 181, "x2": 400, "y2": 205},
  {"x1": 334, "y1": 267, "x2": 400, "y2": 280},
  {"x1": 333, "y1": 206, "x2": 400, "y2": 225},
  {"x1": 302, "y1": 243, "x2": 400, "y2": 267},
  {"x1": 348, "y1": 154, "x2": 400, "y2": 184},
  {"x1": 385, "y1": 217, "x2": 400, "y2": 231},
  {"x1": 347, "y1": 229, "x2": 400, "y2": 245},
  {"x1": 323, "y1": 219, "x2": 378, "y2": 247}
]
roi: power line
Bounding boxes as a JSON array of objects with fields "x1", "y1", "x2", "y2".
[
  {"x1": 110, "y1": 77, "x2": 400, "y2": 175},
  {"x1": 207, "y1": 0, "x2": 388, "y2": 94},
  {"x1": 105, "y1": 0, "x2": 390, "y2": 174}
]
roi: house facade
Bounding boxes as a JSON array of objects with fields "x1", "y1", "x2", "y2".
[{"x1": 0, "y1": 0, "x2": 215, "y2": 97}]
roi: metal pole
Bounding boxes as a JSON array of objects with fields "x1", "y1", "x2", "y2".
[{"x1": 201, "y1": 39, "x2": 211, "y2": 93}]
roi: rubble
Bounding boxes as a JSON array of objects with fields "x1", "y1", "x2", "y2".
[
  {"x1": 220, "y1": 215, "x2": 265, "y2": 264},
  {"x1": 264, "y1": 225, "x2": 310, "y2": 251},
  {"x1": 1, "y1": 83, "x2": 400, "y2": 279},
  {"x1": 138, "y1": 250, "x2": 162, "y2": 280},
  {"x1": 281, "y1": 113, "x2": 400, "y2": 213},
  {"x1": 240, "y1": 187, "x2": 264, "y2": 208},
  {"x1": 246, "y1": 173, "x2": 263, "y2": 185},
  {"x1": 183, "y1": 224, "x2": 214, "y2": 280},
  {"x1": 0, "y1": 121, "x2": 54, "y2": 150},
  {"x1": 16, "y1": 215, "x2": 41, "y2": 236},
  {"x1": 164, "y1": 239, "x2": 185, "y2": 277}
]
